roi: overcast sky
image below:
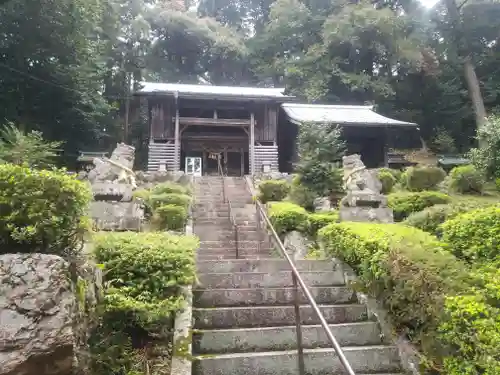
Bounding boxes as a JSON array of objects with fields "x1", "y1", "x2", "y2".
[{"x1": 420, "y1": 0, "x2": 439, "y2": 8}]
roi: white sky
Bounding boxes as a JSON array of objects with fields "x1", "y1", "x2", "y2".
[{"x1": 420, "y1": 0, "x2": 440, "y2": 8}]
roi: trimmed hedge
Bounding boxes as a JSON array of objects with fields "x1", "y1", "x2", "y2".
[
  {"x1": 404, "y1": 201, "x2": 496, "y2": 236},
  {"x1": 388, "y1": 191, "x2": 451, "y2": 221},
  {"x1": 288, "y1": 175, "x2": 317, "y2": 211},
  {"x1": 441, "y1": 206, "x2": 500, "y2": 263},
  {"x1": 258, "y1": 179, "x2": 290, "y2": 204},
  {"x1": 318, "y1": 222, "x2": 476, "y2": 371},
  {"x1": 0, "y1": 164, "x2": 92, "y2": 255},
  {"x1": 268, "y1": 201, "x2": 308, "y2": 234},
  {"x1": 93, "y1": 231, "x2": 197, "y2": 329},
  {"x1": 151, "y1": 181, "x2": 190, "y2": 196},
  {"x1": 404, "y1": 166, "x2": 446, "y2": 191},
  {"x1": 306, "y1": 211, "x2": 339, "y2": 237},
  {"x1": 153, "y1": 204, "x2": 188, "y2": 231},
  {"x1": 448, "y1": 165, "x2": 484, "y2": 194},
  {"x1": 377, "y1": 169, "x2": 396, "y2": 194},
  {"x1": 149, "y1": 192, "x2": 191, "y2": 210}
]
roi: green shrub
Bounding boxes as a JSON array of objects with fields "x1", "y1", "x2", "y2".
[
  {"x1": 448, "y1": 165, "x2": 484, "y2": 194},
  {"x1": 318, "y1": 222, "x2": 470, "y2": 370},
  {"x1": 258, "y1": 179, "x2": 290, "y2": 203},
  {"x1": 377, "y1": 169, "x2": 396, "y2": 194},
  {"x1": 439, "y1": 262, "x2": 500, "y2": 375},
  {"x1": 93, "y1": 231, "x2": 197, "y2": 329},
  {"x1": 268, "y1": 201, "x2": 309, "y2": 234},
  {"x1": 305, "y1": 211, "x2": 339, "y2": 237},
  {"x1": 403, "y1": 166, "x2": 446, "y2": 191},
  {"x1": 441, "y1": 206, "x2": 500, "y2": 263},
  {"x1": 388, "y1": 191, "x2": 451, "y2": 221},
  {"x1": 288, "y1": 175, "x2": 318, "y2": 211},
  {"x1": 153, "y1": 204, "x2": 188, "y2": 231},
  {"x1": 404, "y1": 201, "x2": 496, "y2": 236},
  {"x1": 0, "y1": 164, "x2": 92, "y2": 255},
  {"x1": 151, "y1": 181, "x2": 190, "y2": 196},
  {"x1": 495, "y1": 177, "x2": 500, "y2": 192},
  {"x1": 150, "y1": 192, "x2": 191, "y2": 210}
]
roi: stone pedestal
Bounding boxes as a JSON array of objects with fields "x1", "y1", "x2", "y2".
[
  {"x1": 90, "y1": 201, "x2": 143, "y2": 231},
  {"x1": 339, "y1": 207, "x2": 394, "y2": 223}
]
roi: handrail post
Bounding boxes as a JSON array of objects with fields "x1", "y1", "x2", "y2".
[
  {"x1": 234, "y1": 224, "x2": 239, "y2": 259},
  {"x1": 292, "y1": 272, "x2": 305, "y2": 375}
]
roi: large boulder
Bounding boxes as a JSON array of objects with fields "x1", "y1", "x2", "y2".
[{"x1": 0, "y1": 253, "x2": 101, "y2": 375}]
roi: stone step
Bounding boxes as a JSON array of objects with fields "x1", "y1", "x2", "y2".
[
  {"x1": 193, "y1": 322, "x2": 383, "y2": 354},
  {"x1": 193, "y1": 286, "x2": 356, "y2": 307},
  {"x1": 196, "y1": 271, "x2": 344, "y2": 289},
  {"x1": 197, "y1": 251, "x2": 275, "y2": 258},
  {"x1": 194, "y1": 232, "x2": 262, "y2": 241},
  {"x1": 196, "y1": 259, "x2": 338, "y2": 273},
  {"x1": 192, "y1": 346, "x2": 401, "y2": 375},
  {"x1": 196, "y1": 255, "x2": 271, "y2": 261},
  {"x1": 193, "y1": 304, "x2": 368, "y2": 329},
  {"x1": 200, "y1": 240, "x2": 272, "y2": 249}
]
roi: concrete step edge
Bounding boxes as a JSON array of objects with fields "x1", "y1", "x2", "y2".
[{"x1": 193, "y1": 303, "x2": 362, "y2": 312}]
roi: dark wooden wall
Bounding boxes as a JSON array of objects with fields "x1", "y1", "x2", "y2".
[{"x1": 147, "y1": 96, "x2": 279, "y2": 143}]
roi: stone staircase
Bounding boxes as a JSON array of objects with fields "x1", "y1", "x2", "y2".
[{"x1": 191, "y1": 176, "x2": 405, "y2": 375}]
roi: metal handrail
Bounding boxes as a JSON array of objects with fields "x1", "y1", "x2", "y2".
[
  {"x1": 244, "y1": 176, "x2": 356, "y2": 375},
  {"x1": 218, "y1": 158, "x2": 239, "y2": 258}
]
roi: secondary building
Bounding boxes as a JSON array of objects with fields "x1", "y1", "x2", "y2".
[{"x1": 134, "y1": 82, "x2": 418, "y2": 175}]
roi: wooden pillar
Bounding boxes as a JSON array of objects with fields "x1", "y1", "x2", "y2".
[
  {"x1": 174, "y1": 92, "x2": 180, "y2": 171},
  {"x1": 203, "y1": 150, "x2": 207, "y2": 176},
  {"x1": 250, "y1": 111, "x2": 255, "y2": 175},
  {"x1": 240, "y1": 148, "x2": 244, "y2": 176},
  {"x1": 383, "y1": 126, "x2": 389, "y2": 167}
]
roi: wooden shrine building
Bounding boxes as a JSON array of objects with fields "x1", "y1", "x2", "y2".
[{"x1": 134, "y1": 82, "x2": 418, "y2": 175}]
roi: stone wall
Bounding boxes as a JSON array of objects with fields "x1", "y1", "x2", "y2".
[{"x1": 0, "y1": 252, "x2": 102, "y2": 375}]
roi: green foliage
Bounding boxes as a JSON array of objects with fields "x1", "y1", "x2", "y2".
[
  {"x1": 388, "y1": 191, "x2": 451, "y2": 221},
  {"x1": 258, "y1": 179, "x2": 290, "y2": 203},
  {"x1": 403, "y1": 166, "x2": 447, "y2": 192},
  {"x1": 0, "y1": 123, "x2": 62, "y2": 168},
  {"x1": 441, "y1": 206, "x2": 500, "y2": 263},
  {"x1": 0, "y1": 163, "x2": 92, "y2": 255},
  {"x1": 431, "y1": 127, "x2": 457, "y2": 154},
  {"x1": 152, "y1": 204, "x2": 188, "y2": 231},
  {"x1": 93, "y1": 232, "x2": 197, "y2": 330},
  {"x1": 91, "y1": 231, "x2": 197, "y2": 375},
  {"x1": 305, "y1": 211, "x2": 338, "y2": 237},
  {"x1": 469, "y1": 116, "x2": 500, "y2": 180},
  {"x1": 438, "y1": 263, "x2": 500, "y2": 375},
  {"x1": 151, "y1": 181, "x2": 191, "y2": 196},
  {"x1": 268, "y1": 201, "x2": 309, "y2": 234},
  {"x1": 448, "y1": 165, "x2": 484, "y2": 194},
  {"x1": 377, "y1": 169, "x2": 396, "y2": 194},
  {"x1": 317, "y1": 222, "x2": 470, "y2": 370},
  {"x1": 150, "y1": 193, "x2": 191, "y2": 210},
  {"x1": 403, "y1": 201, "x2": 495, "y2": 236},
  {"x1": 295, "y1": 122, "x2": 345, "y2": 196},
  {"x1": 288, "y1": 175, "x2": 319, "y2": 211}
]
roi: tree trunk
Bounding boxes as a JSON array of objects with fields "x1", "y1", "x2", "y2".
[
  {"x1": 463, "y1": 56, "x2": 487, "y2": 147},
  {"x1": 443, "y1": 0, "x2": 487, "y2": 147}
]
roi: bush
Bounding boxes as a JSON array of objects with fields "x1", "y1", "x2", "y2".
[
  {"x1": 377, "y1": 169, "x2": 396, "y2": 194},
  {"x1": 151, "y1": 181, "x2": 190, "y2": 196},
  {"x1": 404, "y1": 201, "x2": 496, "y2": 236},
  {"x1": 441, "y1": 206, "x2": 500, "y2": 263},
  {"x1": 0, "y1": 164, "x2": 92, "y2": 255},
  {"x1": 153, "y1": 204, "x2": 188, "y2": 231},
  {"x1": 439, "y1": 262, "x2": 500, "y2": 375},
  {"x1": 448, "y1": 165, "x2": 484, "y2": 194},
  {"x1": 305, "y1": 211, "x2": 339, "y2": 237},
  {"x1": 268, "y1": 201, "x2": 309, "y2": 234},
  {"x1": 388, "y1": 191, "x2": 451, "y2": 221},
  {"x1": 403, "y1": 166, "x2": 446, "y2": 191},
  {"x1": 93, "y1": 231, "x2": 197, "y2": 329},
  {"x1": 150, "y1": 192, "x2": 191, "y2": 210},
  {"x1": 288, "y1": 175, "x2": 318, "y2": 211},
  {"x1": 258, "y1": 179, "x2": 290, "y2": 203},
  {"x1": 318, "y1": 222, "x2": 470, "y2": 370}
]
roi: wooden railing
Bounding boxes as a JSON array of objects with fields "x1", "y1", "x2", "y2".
[{"x1": 244, "y1": 176, "x2": 356, "y2": 375}]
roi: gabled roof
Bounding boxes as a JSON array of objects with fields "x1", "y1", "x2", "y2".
[
  {"x1": 136, "y1": 82, "x2": 293, "y2": 101},
  {"x1": 281, "y1": 103, "x2": 417, "y2": 127}
]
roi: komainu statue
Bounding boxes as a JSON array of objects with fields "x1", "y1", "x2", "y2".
[{"x1": 339, "y1": 154, "x2": 393, "y2": 223}]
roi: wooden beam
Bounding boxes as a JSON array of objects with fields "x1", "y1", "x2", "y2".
[
  {"x1": 175, "y1": 117, "x2": 251, "y2": 127},
  {"x1": 250, "y1": 111, "x2": 255, "y2": 175}
]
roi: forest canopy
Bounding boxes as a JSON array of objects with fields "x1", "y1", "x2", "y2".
[{"x1": 1, "y1": 0, "x2": 499, "y2": 163}]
